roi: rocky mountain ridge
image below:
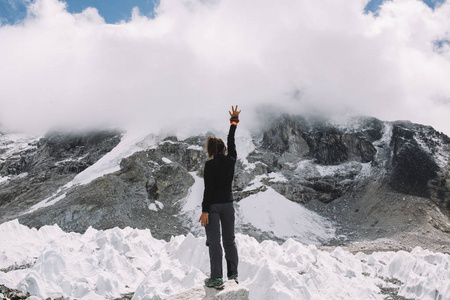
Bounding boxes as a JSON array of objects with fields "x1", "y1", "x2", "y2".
[{"x1": 0, "y1": 115, "x2": 449, "y2": 251}]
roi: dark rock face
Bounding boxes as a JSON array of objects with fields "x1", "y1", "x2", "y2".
[
  {"x1": 354, "y1": 116, "x2": 384, "y2": 142},
  {"x1": 0, "y1": 130, "x2": 122, "y2": 219},
  {"x1": 389, "y1": 121, "x2": 449, "y2": 206},
  {"x1": 261, "y1": 115, "x2": 377, "y2": 166},
  {"x1": 0, "y1": 284, "x2": 30, "y2": 300},
  {"x1": 1, "y1": 130, "x2": 122, "y2": 177},
  {"x1": 390, "y1": 128, "x2": 438, "y2": 197},
  {"x1": 244, "y1": 115, "x2": 378, "y2": 203},
  {"x1": 255, "y1": 115, "x2": 449, "y2": 207}
]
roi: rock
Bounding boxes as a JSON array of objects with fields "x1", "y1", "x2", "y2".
[
  {"x1": 389, "y1": 122, "x2": 440, "y2": 197},
  {"x1": 0, "y1": 285, "x2": 30, "y2": 300},
  {"x1": 354, "y1": 116, "x2": 384, "y2": 142},
  {"x1": 17, "y1": 134, "x2": 200, "y2": 240},
  {"x1": 0, "y1": 130, "x2": 122, "y2": 224},
  {"x1": 166, "y1": 287, "x2": 204, "y2": 300},
  {"x1": 204, "y1": 281, "x2": 249, "y2": 300},
  {"x1": 342, "y1": 134, "x2": 376, "y2": 163},
  {"x1": 1, "y1": 130, "x2": 122, "y2": 176},
  {"x1": 167, "y1": 281, "x2": 249, "y2": 300},
  {"x1": 260, "y1": 115, "x2": 376, "y2": 166}
]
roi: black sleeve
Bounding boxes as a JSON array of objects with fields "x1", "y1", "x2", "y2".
[
  {"x1": 227, "y1": 124, "x2": 237, "y2": 159},
  {"x1": 202, "y1": 161, "x2": 214, "y2": 213}
]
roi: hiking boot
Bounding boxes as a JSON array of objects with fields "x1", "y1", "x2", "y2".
[
  {"x1": 204, "y1": 277, "x2": 224, "y2": 289},
  {"x1": 228, "y1": 274, "x2": 239, "y2": 284}
]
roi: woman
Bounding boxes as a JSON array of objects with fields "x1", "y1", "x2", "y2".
[{"x1": 199, "y1": 105, "x2": 241, "y2": 288}]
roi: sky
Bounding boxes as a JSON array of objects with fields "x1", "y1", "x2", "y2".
[
  {"x1": 0, "y1": 0, "x2": 450, "y2": 135},
  {"x1": 0, "y1": 0, "x2": 160, "y2": 24}
]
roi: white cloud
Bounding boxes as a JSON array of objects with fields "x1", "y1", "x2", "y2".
[{"x1": 0, "y1": 0, "x2": 450, "y2": 135}]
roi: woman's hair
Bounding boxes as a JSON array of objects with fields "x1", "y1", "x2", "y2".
[{"x1": 206, "y1": 136, "x2": 225, "y2": 159}]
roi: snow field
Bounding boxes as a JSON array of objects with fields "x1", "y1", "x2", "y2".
[
  {"x1": 0, "y1": 220, "x2": 449, "y2": 300},
  {"x1": 180, "y1": 173, "x2": 335, "y2": 244},
  {"x1": 236, "y1": 188, "x2": 335, "y2": 243}
]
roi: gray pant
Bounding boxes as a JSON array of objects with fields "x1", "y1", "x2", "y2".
[{"x1": 205, "y1": 202, "x2": 239, "y2": 279}]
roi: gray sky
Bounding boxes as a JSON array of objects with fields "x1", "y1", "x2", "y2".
[{"x1": 1, "y1": 0, "x2": 450, "y2": 135}]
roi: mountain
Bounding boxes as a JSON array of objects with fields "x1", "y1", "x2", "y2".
[{"x1": 0, "y1": 115, "x2": 449, "y2": 252}]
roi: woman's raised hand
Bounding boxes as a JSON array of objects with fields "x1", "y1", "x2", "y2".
[
  {"x1": 229, "y1": 105, "x2": 241, "y2": 125},
  {"x1": 229, "y1": 105, "x2": 241, "y2": 118}
]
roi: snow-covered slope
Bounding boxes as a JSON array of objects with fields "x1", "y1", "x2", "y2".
[
  {"x1": 0, "y1": 220, "x2": 448, "y2": 300},
  {"x1": 180, "y1": 173, "x2": 335, "y2": 245}
]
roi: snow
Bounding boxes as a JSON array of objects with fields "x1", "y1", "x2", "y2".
[
  {"x1": 0, "y1": 132, "x2": 39, "y2": 185},
  {"x1": 355, "y1": 162, "x2": 372, "y2": 180},
  {"x1": 178, "y1": 173, "x2": 335, "y2": 244},
  {"x1": 0, "y1": 133, "x2": 39, "y2": 162},
  {"x1": 187, "y1": 145, "x2": 203, "y2": 151},
  {"x1": 235, "y1": 130, "x2": 256, "y2": 166},
  {"x1": 148, "y1": 201, "x2": 164, "y2": 211},
  {"x1": 0, "y1": 220, "x2": 449, "y2": 300},
  {"x1": 181, "y1": 172, "x2": 204, "y2": 214},
  {"x1": 28, "y1": 192, "x2": 67, "y2": 213},
  {"x1": 243, "y1": 173, "x2": 288, "y2": 192},
  {"x1": 295, "y1": 159, "x2": 372, "y2": 181},
  {"x1": 373, "y1": 122, "x2": 394, "y2": 169},
  {"x1": 236, "y1": 188, "x2": 335, "y2": 243},
  {"x1": 71, "y1": 130, "x2": 157, "y2": 186},
  {"x1": 266, "y1": 172, "x2": 288, "y2": 183},
  {"x1": 243, "y1": 175, "x2": 267, "y2": 192},
  {"x1": 162, "y1": 157, "x2": 173, "y2": 164},
  {"x1": 0, "y1": 176, "x2": 10, "y2": 185}
]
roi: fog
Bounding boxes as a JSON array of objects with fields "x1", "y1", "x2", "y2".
[{"x1": 1, "y1": 0, "x2": 450, "y2": 135}]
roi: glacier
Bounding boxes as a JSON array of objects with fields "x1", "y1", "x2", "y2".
[{"x1": 0, "y1": 220, "x2": 449, "y2": 300}]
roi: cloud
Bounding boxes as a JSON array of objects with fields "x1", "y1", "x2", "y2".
[{"x1": 0, "y1": 0, "x2": 450, "y2": 135}]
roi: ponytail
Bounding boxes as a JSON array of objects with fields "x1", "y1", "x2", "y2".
[{"x1": 206, "y1": 136, "x2": 225, "y2": 159}]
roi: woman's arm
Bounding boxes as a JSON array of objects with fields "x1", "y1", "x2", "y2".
[{"x1": 227, "y1": 105, "x2": 240, "y2": 159}]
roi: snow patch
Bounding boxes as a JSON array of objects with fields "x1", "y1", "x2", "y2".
[
  {"x1": 149, "y1": 201, "x2": 164, "y2": 211},
  {"x1": 162, "y1": 157, "x2": 173, "y2": 164},
  {"x1": 236, "y1": 188, "x2": 335, "y2": 244},
  {"x1": 0, "y1": 176, "x2": 10, "y2": 185},
  {"x1": 187, "y1": 145, "x2": 203, "y2": 151},
  {"x1": 243, "y1": 175, "x2": 267, "y2": 192},
  {"x1": 71, "y1": 130, "x2": 157, "y2": 186},
  {"x1": 243, "y1": 173, "x2": 288, "y2": 192},
  {"x1": 235, "y1": 130, "x2": 256, "y2": 167},
  {"x1": 373, "y1": 122, "x2": 394, "y2": 169},
  {"x1": 178, "y1": 173, "x2": 206, "y2": 237},
  {"x1": 28, "y1": 192, "x2": 67, "y2": 213},
  {"x1": 295, "y1": 159, "x2": 372, "y2": 181}
]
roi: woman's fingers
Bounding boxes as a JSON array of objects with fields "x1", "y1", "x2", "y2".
[{"x1": 229, "y1": 105, "x2": 241, "y2": 117}]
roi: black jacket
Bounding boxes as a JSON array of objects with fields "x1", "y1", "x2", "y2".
[{"x1": 202, "y1": 124, "x2": 237, "y2": 213}]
